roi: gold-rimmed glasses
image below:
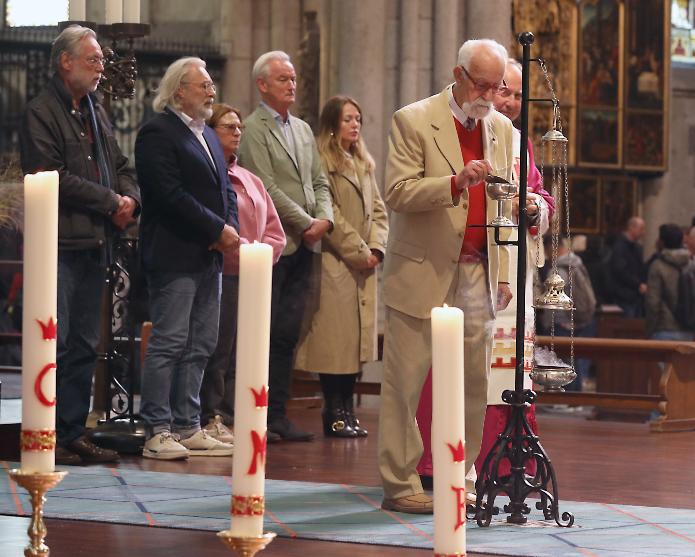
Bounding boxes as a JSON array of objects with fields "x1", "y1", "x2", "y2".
[{"x1": 460, "y1": 65, "x2": 506, "y2": 95}]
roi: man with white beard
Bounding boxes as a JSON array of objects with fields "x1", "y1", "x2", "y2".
[
  {"x1": 378, "y1": 39, "x2": 514, "y2": 513},
  {"x1": 135, "y1": 57, "x2": 238, "y2": 460}
]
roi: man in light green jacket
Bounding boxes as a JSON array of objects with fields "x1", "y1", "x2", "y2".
[{"x1": 238, "y1": 50, "x2": 333, "y2": 442}]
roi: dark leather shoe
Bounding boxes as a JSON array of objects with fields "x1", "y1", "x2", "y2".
[
  {"x1": 56, "y1": 445, "x2": 82, "y2": 466},
  {"x1": 67, "y1": 436, "x2": 120, "y2": 463},
  {"x1": 268, "y1": 416, "x2": 315, "y2": 442},
  {"x1": 266, "y1": 430, "x2": 282, "y2": 444},
  {"x1": 420, "y1": 474, "x2": 433, "y2": 490}
]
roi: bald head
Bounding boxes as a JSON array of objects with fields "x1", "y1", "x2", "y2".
[
  {"x1": 625, "y1": 216, "x2": 645, "y2": 242},
  {"x1": 494, "y1": 59, "x2": 523, "y2": 121}
]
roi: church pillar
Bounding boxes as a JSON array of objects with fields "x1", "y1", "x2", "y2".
[
  {"x1": 220, "y1": 0, "x2": 254, "y2": 117},
  {"x1": 329, "y1": 0, "x2": 389, "y2": 174},
  {"x1": 464, "y1": 0, "x2": 514, "y2": 50},
  {"x1": 432, "y1": 0, "x2": 462, "y2": 92}
]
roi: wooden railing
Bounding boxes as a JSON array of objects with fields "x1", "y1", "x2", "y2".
[{"x1": 294, "y1": 334, "x2": 695, "y2": 433}]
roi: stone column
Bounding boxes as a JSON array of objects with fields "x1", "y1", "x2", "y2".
[
  {"x1": 399, "y1": 0, "x2": 421, "y2": 107},
  {"x1": 464, "y1": 0, "x2": 513, "y2": 50},
  {"x1": 329, "y1": 0, "x2": 389, "y2": 175},
  {"x1": 220, "y1": 0, "x2": 255, "y2": 117},
  {"x1": 432, "y1": 0, "x2": 461, "y2": 92}
]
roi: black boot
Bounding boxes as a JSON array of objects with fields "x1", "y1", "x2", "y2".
[
  {"x1": 343, "y1": 394, "x2": 368, "y2": 437},
  {"x1": 322, "y1": 393, "x2": 358, "y2": 438}
]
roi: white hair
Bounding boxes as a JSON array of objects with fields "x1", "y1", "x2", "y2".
[
  {"x1": 152, "y1": 57, "x2": 206, "y2": 113},
  {"x1": 457, "y1": 39, "x2": 508, "y2": 70},
  {"x1": 507, "y1": 58, "x2": 522, "y2": 72},
  {"x1": 252, "y1": 50, "x2": 291, "y2": 82},
  {"x1": 51, "y1": 25, "x2": 97, "y2": 72}
]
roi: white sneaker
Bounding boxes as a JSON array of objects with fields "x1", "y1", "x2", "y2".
[
  {"x1": 179, "y1": 429, "x2": 234, "y2": 456},
  {"x1": 143, "y1": 431, "x2": 189, "y2": 460},
  {"x1": 203, "y1": 415, "x2": 234, "y2": 444}
]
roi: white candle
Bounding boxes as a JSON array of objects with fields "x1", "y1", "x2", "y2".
[
  {"x1": 68, "y1": 0, "x2": 86, "y2": 21},
  {"x1": 122, "y1": 0, "x2": 140, "y2": 23},
  {"x1": 105, "y1": 0, "x2": 122, "y2": 23},
  {"x1": 21, "y1": 171, "x2": 59, "y2": 473},
  {"x1": 431, "y1": 304, "x2": 466, "y2": 555},
  {"x1": 230, "y1": 242, "x2": 273, "y2": 536}
]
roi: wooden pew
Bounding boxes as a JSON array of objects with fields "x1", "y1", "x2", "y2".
[{"x1": 535, "y1": 336, "x2": 695, "y2": 432}]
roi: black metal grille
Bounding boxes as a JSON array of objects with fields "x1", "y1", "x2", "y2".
[{"x1": 0, "y1": 25, "x2": 225, "y2": 164}]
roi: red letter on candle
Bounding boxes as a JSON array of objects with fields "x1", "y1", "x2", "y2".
[
  {"x1": 34, "y1": 363, "x2": 56, "y2": 407},
  {"x1": 451, "y1": 486, "x2": 467, "y2": 531},
  {"x1": 247, "y1": 430, "x2": 267, "y2": 474}
]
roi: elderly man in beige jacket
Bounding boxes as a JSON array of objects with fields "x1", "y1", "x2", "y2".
[{"x1": 378, "y1": 39, "x2": 514, "y2": 514}]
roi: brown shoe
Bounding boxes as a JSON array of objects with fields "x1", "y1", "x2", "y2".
[
  {"x1": 67, "y1": 436, "x2": 120, "y2": 464},
  {"x1": 381, "y1": 493, "x2": 433, "y2": 514},
  {"x1": 55, "y1": 445, "x2": 83, "y2": 466}
]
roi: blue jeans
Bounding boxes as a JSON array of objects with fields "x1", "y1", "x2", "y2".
[
  {"x1": 56, "y1": 249, "x2": 106, "y2": 446},
  {"x1": 140, "y1": 267, "x2": 221, "y2": 438}
]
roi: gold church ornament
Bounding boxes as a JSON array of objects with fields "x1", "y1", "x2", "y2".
[
  {"x1": 8, "y1": 469, "x2": 68, "y2": 557},
  {"x1": 217, "y1": 531, "x2": 276, "y2": 557}
]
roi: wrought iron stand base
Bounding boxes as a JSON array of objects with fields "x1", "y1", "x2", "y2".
[
  {"x1": 88, "y1": 416, "x2": 146, "y2": 454},
  {"x1": 470, "y1": 388, "x2": 574, "y2": 528}
]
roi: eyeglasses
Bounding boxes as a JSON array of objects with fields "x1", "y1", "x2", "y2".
[
  {"x1": 460, "y1": 66, "x2": 506, "y2": 94},
  {"x1": 84, "y1": 56, "x2": 106, "y2": 68},
  {"x1": 182, "y1": 81, "x2": 217, "y2": 93},
  {"x1": 216, "y1": 124, "x2": 245, "y2": 133}
]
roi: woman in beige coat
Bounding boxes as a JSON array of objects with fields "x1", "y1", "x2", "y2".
[{"x1": 295, "y1": 96, "x2": 388, "y2": 438}]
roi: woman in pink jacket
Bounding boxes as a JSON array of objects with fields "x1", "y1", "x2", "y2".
[{"x1": 200, "y1": 103, "x2": 286, "y2": 444}]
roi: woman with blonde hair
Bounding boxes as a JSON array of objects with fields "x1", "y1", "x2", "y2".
[{"x1": 295, "y1": 95, "x2": 388, "y2": 438}]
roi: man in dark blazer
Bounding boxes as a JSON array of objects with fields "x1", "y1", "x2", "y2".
[{"x1": 135, "y1": 57, "x2": 238, "y2": 460}]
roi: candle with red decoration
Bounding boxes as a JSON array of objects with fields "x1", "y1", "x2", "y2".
[
  {"x1": 431, "y1": 304, "x2": 466, "y2": 555},
  {"x1": 21, "y1": 171, "x2": 59, "y2": 473},
  {"x1": 229, "y1": 242, "x2": 273, "y2": 536}
]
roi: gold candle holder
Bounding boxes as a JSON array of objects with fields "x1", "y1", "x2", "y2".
[
  {"x1": 8, "y1": 469, "x2": 68, "y2": 557},
  {"x1": 216, "y1": 531, "x2": 276, "y2": 557}
]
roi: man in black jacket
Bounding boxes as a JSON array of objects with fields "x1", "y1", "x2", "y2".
[
  {"x1": 19, "y1": 25, "x2": 140, "y2": 465},
  {"x1": 135, "y1": 57, "x2": 238, "y2": 460},
  {"x1": 607, "y1": 216, "x2": 647, "y2": 317}
]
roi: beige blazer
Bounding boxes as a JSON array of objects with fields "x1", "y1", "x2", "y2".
[
  {"x1": 382, "y1": 87, "x2": 514, "y2": 319},
  {"x1": 238, "y1": 105, "x2": 333, "y2": 255}
]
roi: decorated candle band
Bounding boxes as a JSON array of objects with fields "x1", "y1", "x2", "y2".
[
  {"x1": 21, "y1": 430, "x2": 57, "y2": 452},
  {"x1": 231, "y1": 495, "x2": 265, "y2": 516}
]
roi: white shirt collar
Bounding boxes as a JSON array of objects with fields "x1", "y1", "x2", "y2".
[
  {"x1": 260, "y1": 101, "x2": 290, "y2": 125},
  {"x1": 447, "y1": 84, "x2": 475, "y2": 126},
  {"x1": 169, "y1": 106, "x2": 206, "y2": 135}
]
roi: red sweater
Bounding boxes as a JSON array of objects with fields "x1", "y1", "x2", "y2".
[{"x1": 453, "y1": 118, "x2": 487, "y2": 259}]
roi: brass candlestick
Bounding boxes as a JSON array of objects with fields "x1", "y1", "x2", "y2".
[
  {"x1": 217, "y1": 531, "x2": 276, "y2": 557},
  {"x1": 8, "y1": 469, "x2": 68, "y2": 557}
]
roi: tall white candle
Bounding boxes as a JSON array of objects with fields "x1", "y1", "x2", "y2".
[
  {"x1": 105, "y1": 0, "x2": 122, "y2": 23},
  {"x1": 122, "y1": 0, "x2": 140, "y2": 23},
  {"x1": 21, "y1": 171, "x2": 59, "y2": 473},
  {"x1": 68, "y1": 0, "x2": 86, "y2": 21},
  {"x1": 230, "y1": 242, "x2": 273, "y2": 536},
  {"x1": 431, "y1": 304, "x2": 466, "y2": 555}
]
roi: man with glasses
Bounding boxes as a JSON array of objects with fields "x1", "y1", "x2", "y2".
[
  {"x1": 134, "y1": 57, "x2": 238, "y2": 460},
  {"x1": 19, "y1": 25, "x2": 140, "y2": 465},
  {"x1": 378, "y1": 39, "x2": 514, "y2": 514}
]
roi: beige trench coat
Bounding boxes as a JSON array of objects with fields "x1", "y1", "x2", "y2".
[{"x1": 294, "y1": 158, "x2": 389, "y2": 374}]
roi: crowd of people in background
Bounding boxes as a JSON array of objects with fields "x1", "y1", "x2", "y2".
[{"x1": 14, "y1": 25, "x2": 695, "y2": 510}]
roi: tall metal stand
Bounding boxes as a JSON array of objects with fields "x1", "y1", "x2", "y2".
[{"x1": 471, "y1": 32, "x2": 574, "y2": 528}]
